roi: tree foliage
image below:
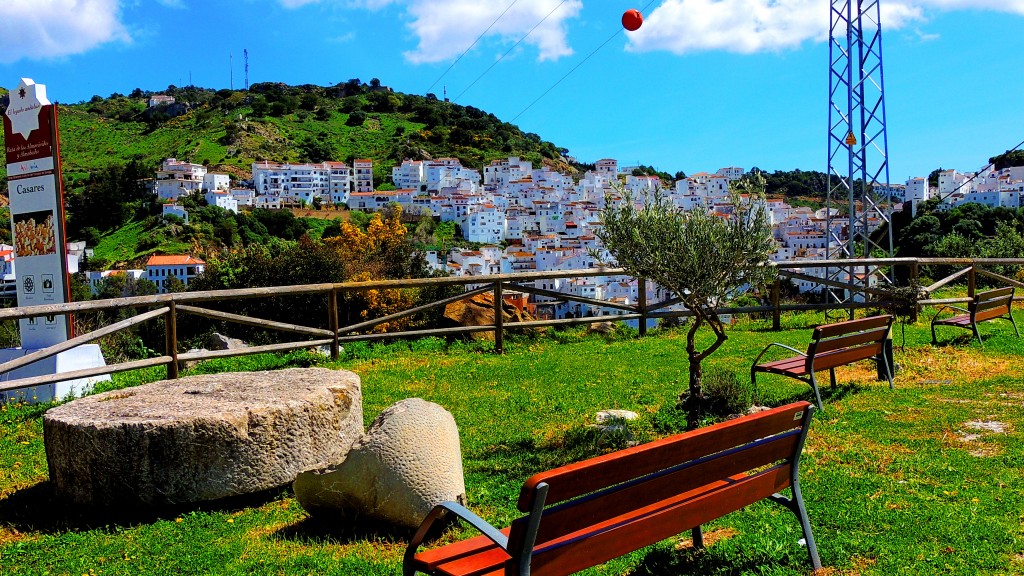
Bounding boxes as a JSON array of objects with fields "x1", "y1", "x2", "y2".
[
  {"x1": 990, "y1": 150, "x2": 1024, "y2": 171},
  {"x1": 597, "y1": 174, "x2": 777, "y2": 428}
]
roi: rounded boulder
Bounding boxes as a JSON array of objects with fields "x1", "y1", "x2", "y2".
[
  {"x1": 294, "y1": 398, "x2": 466, "y2": 529},
  {"x1": 43, "y1": 367, "x2": 363, "y2": 506}
]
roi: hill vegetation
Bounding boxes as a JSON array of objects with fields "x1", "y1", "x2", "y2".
[{"x1": 5, "y1": 80, "x2": 576, "y2": 189}]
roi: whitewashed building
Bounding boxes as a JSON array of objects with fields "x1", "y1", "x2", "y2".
[{"x1": 145, "y1": 255, "x2": 206, "y2": 294}]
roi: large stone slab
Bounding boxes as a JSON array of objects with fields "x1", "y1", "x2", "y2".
[
  {"x1": 43, "y1": 368, "x2": 362, "y2": 506},
  {"x1": 294, "y1": 398, "x2": 466, "y2": 529}
]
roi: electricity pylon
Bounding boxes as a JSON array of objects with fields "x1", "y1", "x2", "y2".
[{"x1": 826, "y1": 0, "x2": 895, "y2": 317}]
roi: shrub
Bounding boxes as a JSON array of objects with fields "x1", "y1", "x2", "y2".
[{"x1": 678, "y1": 368, "x2": 753, "y2": 419}]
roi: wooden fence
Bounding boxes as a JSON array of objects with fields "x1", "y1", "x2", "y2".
[{"x1": 0, "y1": 257, "x2": 1021, "y2": 394}]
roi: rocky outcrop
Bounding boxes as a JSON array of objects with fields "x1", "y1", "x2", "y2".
[
  {"x1": 294, "y1": 398, "x2": 465, "y2": 529},
  {"x1": 43, "y1": 368, "x2": 363, "y2": 506},
  {"x1": 443, "y1": 292, "x2": 540, "y2": 340},
  {"x1": 208, "y1": 332, "x2": 248, "y2": 351}
]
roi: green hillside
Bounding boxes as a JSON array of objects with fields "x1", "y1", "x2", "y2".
[{"x1": 2, "y1": 81, "x2": 575, "y2": 188}]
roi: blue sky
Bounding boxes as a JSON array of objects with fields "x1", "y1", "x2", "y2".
[{"x1": 2, "y1": 0, "x2": 1022, "y2": 182}]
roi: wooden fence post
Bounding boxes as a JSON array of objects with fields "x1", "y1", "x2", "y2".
[
  {"x1": 494, "y1": 281, "x2": 504, "y2": 354},
  {"x1": 637, "y1": 277, "x2": 648, "y2": 337},
  {"x1": 329, "y1": 288, "x2": 340, "y2": 361},
  {"x1": 166, "y1": 302, "x2": 179, "y2": 380},
  {"x1": 968, "y1": 264, "x2": 977, "y2": 298},
  {"x1": 772, "y1": 278, "x2": 781, "y2": 331},
  {"x1": 909, "y1": 262, "x2": 920, "y2": 323}
]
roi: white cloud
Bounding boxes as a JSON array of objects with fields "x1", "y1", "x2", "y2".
[
  {"x1": 626, "y1": 0, "x2": 1024, "y2": 55},
  {"x1": 0, "y1": 0, "x2": 130, "y2": 64},
  {"x1": 280, "y1": 0, "x2": 583, "y2": 63}
]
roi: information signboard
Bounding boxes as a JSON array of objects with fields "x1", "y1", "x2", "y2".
[{"x1": 3, "y1": 78, "x2": 71, "y2": 348}]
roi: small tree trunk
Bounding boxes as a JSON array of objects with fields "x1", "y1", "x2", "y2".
[
  {"x1": 682, "y1": 316, "x2": 705, "y2": 431},
  {"x1": 685, "y1": 356, "x2": 704, "y2": 430}
]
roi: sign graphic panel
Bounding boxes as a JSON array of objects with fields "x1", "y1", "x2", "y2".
[{"x1": 4, "y1": 78, "x2": 70, "y2": 348}]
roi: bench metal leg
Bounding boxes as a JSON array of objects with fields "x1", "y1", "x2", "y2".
[
  {"x1": 769, "y1": 483, "x2": 822, "y2": 571},
  {"x1": 1009, "y1": 313, "x2": 1020, "y2": 338},
  {"x1": 809, "y1": 373, "x2": 824, "y2": 412},
  {"x1": 973, "y1": 324, "x2": 982, "y2": 345},
  {"x1": 791, "y1": 480, "x2": 823, "y2": 571},
  {"x1": 878, "y1": 355, "x2": 895, "y2": 390},
  {"x1": 691, "y1": 526, "x2": 704, "y2": 549},
  {"x1": 828, "y1": 368, "x2": 837, "y2": 389}
]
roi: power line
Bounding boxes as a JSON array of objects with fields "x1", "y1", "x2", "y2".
[
  {"x1": 510, "y1": 0, "x2": 658, "y2": 123},
  {"x1": 453, "y1": 0, "x2": 570, "y2": 103},
  {"x1": 935, "y1": 137, "x2": 1024, "y2": 205},
  {"x1": 426, "y1": 0, "x2": 521, "y2": 95}
]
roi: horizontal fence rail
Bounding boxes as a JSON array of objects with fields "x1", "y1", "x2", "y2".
[{"x1": 0, "y1": 257, "x2": 1021, "y2": 394}]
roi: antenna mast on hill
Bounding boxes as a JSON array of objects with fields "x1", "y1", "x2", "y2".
[
  {"x1": 826, "y1": 0, "x2": 895, "y2": 319},
  {"x1": 244, "y1": 49, "x2": 250, "y2": 91}
]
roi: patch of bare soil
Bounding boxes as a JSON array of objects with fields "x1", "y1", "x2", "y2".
[
  {"x1": 674, "y1": 527, "x2": 738, "y2": 549},
  {"x1": 946, "y1": 420, "x2": 1010, "y2": 457}
]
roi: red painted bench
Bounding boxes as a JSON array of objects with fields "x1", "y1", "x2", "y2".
[
  {"x1": 404, "y1": 402, "x2": 822, "y2": 576},
  {"x1": 931, "y1": 286, "x2": 1019, "y2": 345},
  {"x1": 751, "y1": 315, "x2": 894, "y2": 411}
]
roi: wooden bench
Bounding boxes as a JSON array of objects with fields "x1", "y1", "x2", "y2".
[
  {"x1": 931, "y1": 286, "x2": 1019, "y2": 345},
  {"x1": 404, "y1": 402, "x2": 822, "y2": 576},
  {"x1": 751, "y1": 315, "x2": 894, "y2": 411}
]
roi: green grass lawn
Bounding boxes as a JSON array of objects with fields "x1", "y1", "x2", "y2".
[{"x1": 1, "y1": 311, "x2": 1023, "y2": 575}]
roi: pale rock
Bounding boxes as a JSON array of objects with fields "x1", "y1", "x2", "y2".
[
  {"x1": 294, "y1": 398, "x2": 466, "y2": 529},
  {"x1": 208, "y1": 332, "x2": 248, "y2": 351}
]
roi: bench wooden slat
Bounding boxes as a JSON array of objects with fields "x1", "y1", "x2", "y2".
[
  {"x1": 517, "y1": 402, "x2": 808, "y2": 511},
  {"x1": 933, "y1": 314, "x2": 972, "y2": 327},
  {"x1": 809, "y1": 343, "x2": 883, "y2": 372},
  {"x1": 522, "y1": 431, "x2": 801, "y2": 545},
  {"x1": 977, "y1": 286, "x2": 1013, "y2": 301},
  {"x1": 755, "y1": 356, "x2": 808, "y2": 377},
  {"x1": 427, "y1": 545, "x2": 508, "y2": 576},
  {"x1": 811, "y1": 326, "x2": 890, "y2": 355},
  {"x1": 812, "y1": 315, "x2": 890, "y2": 339},
  {"x1": 527, "y1": 465, "x2": 792, "y2": 576},
  {"x1": 975, "y1": 300, "x2": 1011, "y2": 318},
  {"x1": 413, "y1": 528, "x2": 512, "y2": 573}
]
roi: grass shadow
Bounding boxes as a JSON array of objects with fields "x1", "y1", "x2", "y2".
[
  {"x1": 820, "y1": 382, "x2": 863, "y2": 405},
  {"x1": 628, "y1": 543, "x2": 811, "y2": 576},
  {"x1": 273, "y1": 512, "x2": 413, "y2": 546},
  {"x1": 0, "y1": 480, "x2": 287, "y2": 534}
]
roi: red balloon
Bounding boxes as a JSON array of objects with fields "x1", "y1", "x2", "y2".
[{"x1": 622, "y1": 8, "x2": 643, "y2": 31}]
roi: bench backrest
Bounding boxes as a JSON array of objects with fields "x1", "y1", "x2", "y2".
[
  {"x1": 971, "y1": 287, "x2": 1014, "y2": 323},
  {"x1": 804, "y1": 315, "x2": 892, "y2": 373},
  {"x1": 505, "y1": 402, "x2": 814, "y2": 576}
]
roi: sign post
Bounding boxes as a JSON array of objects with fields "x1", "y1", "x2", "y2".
[
  {"x1": 4, "y1": 78, "x2": 72, "y2": 346},
  {"x1": 2, "y1": 78, "x2": 108, "y2": 402}
]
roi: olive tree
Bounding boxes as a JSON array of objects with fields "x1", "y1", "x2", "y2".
[{"x1": 596, "y1": 174, "x2": 777, "y2": 428}]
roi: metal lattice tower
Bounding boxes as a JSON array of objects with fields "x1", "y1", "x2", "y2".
[{"x1": 826, "y1": 0, "x2": 895, "y2": 315}]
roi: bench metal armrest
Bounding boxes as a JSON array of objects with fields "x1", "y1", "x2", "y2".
[
  {"x1": 404, "y1": 502, "x2": 509, "y2": 572},
  {"x1": 752, "y1": 342, "x2": 806, "y2": 366}
]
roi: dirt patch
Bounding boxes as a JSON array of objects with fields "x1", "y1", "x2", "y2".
[
  {"x1": 945, "y1": 421, "x2": 1009, "y2": 457},
  {"x1": 812, "y1": 555, "x2": 877, "y2": 576},
  {"x1": 964, "y1": 420, "x2": 1010, "y2": 434},
  {"x1": 674, "y1": 527, "x2": 738, "y2": 549}
]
